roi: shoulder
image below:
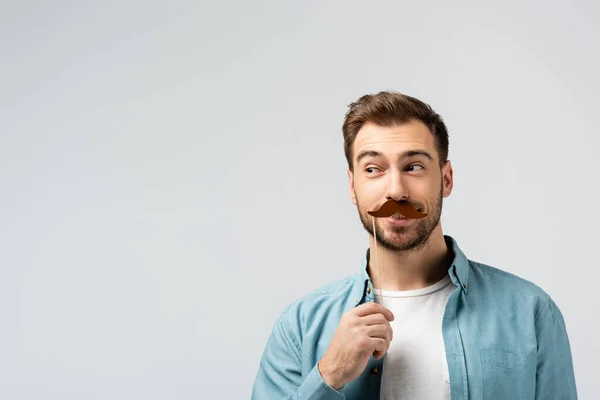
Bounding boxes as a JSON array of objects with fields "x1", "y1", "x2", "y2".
[
  {"x1": 469, "y1": 259, "x2": 546, "y2": 291},
  {"x1": 272, "y1": 273, "x2": 362, "y2": 338},
  {"x1": 280, "y1": 273, "x2": 361, "y2": 317},
  {"x1": 468, "y1": 259, "x2": 551, "y2": 317}
]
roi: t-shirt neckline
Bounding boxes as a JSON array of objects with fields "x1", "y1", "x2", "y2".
[{"x1": 373, "y1": 274, "x2": 452, "y2": 298}]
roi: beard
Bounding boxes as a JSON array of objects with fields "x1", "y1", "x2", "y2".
[{"x1": 356, "y1": 182, "x2": 443, "y2": 252}]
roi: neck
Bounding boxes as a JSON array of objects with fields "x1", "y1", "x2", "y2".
[{"x1": 368, "y1": 225, "x2": 453, "y2": 291}]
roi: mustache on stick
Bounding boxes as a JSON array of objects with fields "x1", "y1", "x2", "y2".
[{"x1": 367, "y1": 199, "x2": 428, "y2": 219}]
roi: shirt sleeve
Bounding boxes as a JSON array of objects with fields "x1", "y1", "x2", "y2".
[
  {"x1": 251, "y1": 315, "x2": 345, "y2": 400},
  {"x1": 534, "y1": 296, "x2": 578, "y2": 399}
]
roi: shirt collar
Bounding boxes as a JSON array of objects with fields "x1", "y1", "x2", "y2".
[{"x1": 354, "y1": 235, "x2": 470, "y2": 306}]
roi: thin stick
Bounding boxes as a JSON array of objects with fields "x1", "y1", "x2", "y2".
[{"x1": 372, "y1": 216, "x2": 383, "y2": 307}]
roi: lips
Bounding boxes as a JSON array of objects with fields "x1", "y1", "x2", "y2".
[{"x1": 386, "y1": 216, "x2": 413, "y2": 226}]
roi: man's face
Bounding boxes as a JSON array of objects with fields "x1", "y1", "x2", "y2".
[{"x1": 347, "y1": 120, "x2": 453, "y2": 252}]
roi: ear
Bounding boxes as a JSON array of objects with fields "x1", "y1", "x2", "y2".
[
  {"x1": 441, "y1": 160, "x2": 454, "y2": 198},
  {"x1": 347, "y1": 169, "x2": 357, "y2": 205}
]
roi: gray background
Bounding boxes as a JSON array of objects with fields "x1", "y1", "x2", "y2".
[{"x1": 1, "y1": 1, "x2": 597, "y2": 399}]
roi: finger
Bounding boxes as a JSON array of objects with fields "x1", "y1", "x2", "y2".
[
  {"x1": 371, "y1": 338, "x2": 388, "y2": 359},
  {"x1": 353, "y1": 302, "x2": 381, "y2": 317},
  {"x1": 366, "y1": 324, "x2": 392, "y2": 343},
  {"x1": 354, "y1": 302, "x2": 395, "y2": 321},
  {"x1": 361, "y1": 313, "x2": 391, "y2": 327},
  {"x1": 360, "y1": 315, "x2": 393, "y2": 341}
]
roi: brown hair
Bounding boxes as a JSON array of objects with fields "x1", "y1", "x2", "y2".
[{"x1": 342, "y1": 90, "x2": 449, "y2": 171}]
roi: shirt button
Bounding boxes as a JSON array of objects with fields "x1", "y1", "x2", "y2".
[
  {"x1": 367, "y1": 286, "x2": 371, "y2": 294},
  {"x1": 462, "y1": 283, "x2": 467, "y2": 289},
  {"x1": 371, "y1": 367, "x2": 379, "y2": 374}
]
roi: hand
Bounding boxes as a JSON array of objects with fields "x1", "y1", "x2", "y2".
[{"x1": 318, "y1": 301, "x2": 394, "y2": 390}]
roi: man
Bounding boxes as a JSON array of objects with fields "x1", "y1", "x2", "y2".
[{"x1": 251, "y1": 91, "x2": 577, "y2": 399}]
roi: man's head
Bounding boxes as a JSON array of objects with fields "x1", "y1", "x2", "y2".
[{"x1": 344, "y1": 91, "x2": 454, "y2": 252}]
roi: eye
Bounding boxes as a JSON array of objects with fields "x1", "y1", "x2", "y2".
[
  {"x1": 365, "y1": 166, "x2": 381, "y2": 174},
  {"x1": 407, "y1": 164, "x2": 424, "y2": 172}
]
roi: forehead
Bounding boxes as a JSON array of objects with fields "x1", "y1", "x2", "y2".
[{"x1": 353, "y1": 120, "x2": 437, "y2": 162}]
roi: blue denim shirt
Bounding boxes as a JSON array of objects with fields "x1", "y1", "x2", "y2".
[{"x1": 252, "y1": 235, "x2": 577, "y2": 399}]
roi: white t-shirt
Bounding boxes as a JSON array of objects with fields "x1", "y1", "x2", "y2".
[{"x1": 374, "y1": 274, "x2": 456, "y2": 400}]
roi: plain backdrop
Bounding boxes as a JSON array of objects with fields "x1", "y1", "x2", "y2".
[{"x1": 1, "y1": 1, "x2": 598, "y2": 399}]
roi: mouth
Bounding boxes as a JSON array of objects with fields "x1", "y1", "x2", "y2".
[{"x1": 386, "y1": 215, "x2": 413, "y2": 226}]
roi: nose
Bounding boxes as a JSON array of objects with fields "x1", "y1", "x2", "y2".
[{"x1": 384, "y1": 169, "x2": 409, "y2": 202}]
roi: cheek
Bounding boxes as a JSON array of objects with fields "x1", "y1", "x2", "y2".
[
  {"x1": 355, "y1": 182, "x2": 385, "y2": 204},
  {"x1": 354, "y1": 188, "x2": 372, "y2": 206}
]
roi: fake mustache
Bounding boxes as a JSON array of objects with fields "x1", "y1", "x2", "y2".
[{"x1": 367, "y1": 199, "x2": 428, "y2": 219}]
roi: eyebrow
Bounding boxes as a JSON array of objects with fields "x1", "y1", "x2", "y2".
[{"x1": 355, "y1": 149, "x2": 433, "y2": 164}]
